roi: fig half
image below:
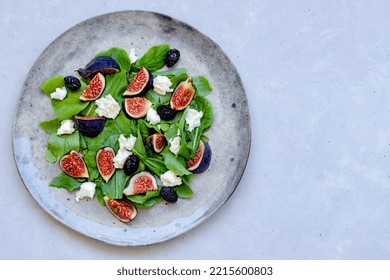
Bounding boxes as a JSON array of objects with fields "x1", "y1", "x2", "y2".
[
  {"x1": 79, "y1": 72, "x2": 105, "y2": 101},
  {"x1": 170, "y1": 77, "x2": 195, "y2": 110},
  {"x1": 74, "y1": 115, "x2": 106, "y2": 138},
  {"x1": 122, "y1": 97, "x2": 152, "y2": 119},
  {"x1": 60, "y1": 150, "x2": 89, "y2": 178},
  {"x1": 104, "y1": 196, "x2": 137, "y2": 223},
  {"x1": 123, "y1": 171, "x2": 158, "y2": 196},
  {"x1": 186, "y1": 140, "x2": 212, "y2": 174},
  {"x1": 96, "y1": 147, "x2": 115, "y2": 182},
  {"x1": 123, "y1": 67, "x2": 153, "y2": 97},
  {"x1": 77, "y1": 56, "x2": 120, "y2": 78},
  {"x1": 146, "y1": 133, "x2": 166, "y2": 153}
]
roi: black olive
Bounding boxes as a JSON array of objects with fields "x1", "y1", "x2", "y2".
[
  {"x1": 157, "y1": 105, "x2": 176, "y2": 121},
  {"x1": 64, "y1": 76, "x2": 81, "y2": 91},
  {"x1": 123, "y1": 155, "x2": 140, "y2": 176},
  {"x1": 160, "y1": 187, "x2": 178, "y2": 203},
  {"x1": 165, "y1": 49, "x2": 180, "y2": 67}
]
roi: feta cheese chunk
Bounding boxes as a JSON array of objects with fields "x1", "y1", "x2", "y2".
[
  {"x1": 95, "y1": 94, "x2": 120, "y2": 119},
  {"x1": 186, "y1": 108, "x2": 203, "y2": 132},
  {"x1": 50, "y1": 87, "x2": 67, "y2": 100},
  {"x1": 118, "y1": 134, "x2": 137, "y2": 151},
  {"x1": 113, "y1": 148, "x2": 132, "y2": 169},
  {"x1": 153, "y1": 75, "x2": 173, "y2": 95},
  {"x1": 129, "y1": 48, "x2": 138, "y2": 63},
  {"x1": 169, "y1": 136, "x2": 181, "y2": 155},
  {"x1": 57, "y1": 119, "x2": 75, "y2": 135},
  {"x1": 75, "y1": 182, "x2": 96, "y2": 202},
  {"x1": 146, "y1": 107, "x2": 161, "y2": 125},
  {"x1": 160, "y1": 170, "x2": 182, "y2": 187}
]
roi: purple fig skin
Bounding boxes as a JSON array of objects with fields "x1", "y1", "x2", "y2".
[{"x1": 187, "y1": 140, "x2": 212, "y2": 174}]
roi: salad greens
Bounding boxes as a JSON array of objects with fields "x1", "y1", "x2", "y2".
[{"x1": 40, "y1": 44, "x2": 213, "y2": 210}]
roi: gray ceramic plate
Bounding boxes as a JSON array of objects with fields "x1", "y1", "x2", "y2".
[{"x1": 13, "y1": 11, "x2": 250, "y2": 246}]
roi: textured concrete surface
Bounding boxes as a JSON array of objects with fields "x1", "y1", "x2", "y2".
[{"x1": 2, "y1": 0, "x2": 390, "y2": 259}]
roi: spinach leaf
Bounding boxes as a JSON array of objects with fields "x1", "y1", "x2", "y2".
[
  {"x1": 39, "y1": 118, "x2": 61, "y2": 134},
  {"x1": 132, "y1": 196, "x2": 164, "y2": 208},
  {"x1": 49, "y1": 172, "x2": 82, "y2": 192},
  {"x1": 102, "y1": 72, "x2": 127, "y2": 103},
  {"x1": 175, "y1": 178, "x2": 193, "y2": 198},
  {"x1": 40, "y1": 76, "x2": 65, "y2": 95},
  {"x1": 135, "y1": 44, "x2": 170, "y2": 72},
  {"x1": 127, "y1": 186, "x2": 162, "y2": 204},
  {"x1": 46, "y1": 131, "x2": 80, "y2": 162},
  {"x1": 153, "y1": 68, "x2": 187, "y2": 77},
  {"x1": 193, "y1": 76, "x2": 212, "y2": 97}
]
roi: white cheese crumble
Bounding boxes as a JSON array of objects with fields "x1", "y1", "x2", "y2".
[
  {"x1": 153, "y1": 75, "x2": 173, "y2": 95},
  {"x1": 113, "y1": 134, "x2": 137, "y2": 168},
  {"x1": 57, "y1": 119, "x2": 75, "y2": 135},
  {"x1": 95, "y1": 94, "x2": 120, "y2": 119},
  {"x1": 129, "y1": 48, "x2": 138, "y2": 63},
  {"x1": 160, "y1": 170, "x2": 182, "y2": 187},
  {"x1": 186, "y1": 108, "x2": 203, "y2": 132},
  {"x1": 146, "y1": 107, "x2": 161, "y2": 125},
  {"x1": 169, "y1": 136, "x2": 181, "y2": 155},
  {"x1": 113, "y1": 148, "x2": 132, "y2": 169},
  {"x1": 75, "y1": 182, "x2": 96, "y2": 202},
  {"x1": 118, "y1": 134, "x2": 137, "y2": 151},
  {"x1": 50, "y1": 87, "x2": 67, "y2": 100}
]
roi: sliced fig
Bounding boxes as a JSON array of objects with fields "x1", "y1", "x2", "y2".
[
  {"x1": 146, "y1": 133, "x2": 166, "y2": 153},
  {"x1": 170, "y1": 77, "x2": 195, "y2": 110},
  {"x1": 60, "y1": 150, "x2": 89, "y2": 178},
  {"x1": 96, "y1": 147, "x2": 115, "y2": 182},
  {"x1": 123, "y1": 155, "x2": 140, "y2": 176},
  {"x1": 122, "y1": 97, "x2": 152, "y2": 119},
  {"x1": 123, "y1": 67, "x2": 153, "y2": 96},
  {"x1": 123, "y1": 171, "x2": 158, "y2": 196},
  {"x1": 74, "y1": 115, "x2": 106, "y2": 138},
  {"x1": 186, "y1": 140, "x2": 212, "y2": 174},
  {"x1": 79, "y1": 72, "x2": 105, "y2": 101},
  {"x1": 77, "y1": 56, "x2": 120, "y2": 78},
  {"x1": 104, "y1": 196, "x2": 137, "y2": 223}
]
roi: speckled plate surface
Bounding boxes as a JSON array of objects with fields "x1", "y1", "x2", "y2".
[{"x1": 12, "y1": 11, "x2": 250, "y2": 246}]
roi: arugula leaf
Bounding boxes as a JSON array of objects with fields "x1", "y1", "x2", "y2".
[
  {"x1": 193, "y1": 76, "x2": 212, "y2": 97},
  {"x1": 135, "y1": 44, "x2": 170, "y2": 72},
  {"x1": 49, "y1": 172, "x2": 82, "y2": 192}
]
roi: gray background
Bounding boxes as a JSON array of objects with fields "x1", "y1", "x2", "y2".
[{"x1": 2, "y1": 0, "x2": 390, "y2": 259}]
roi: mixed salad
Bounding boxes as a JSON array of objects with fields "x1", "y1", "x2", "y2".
[{"x1": 39, "y1": 44, "x2": 213, "y2": 222}]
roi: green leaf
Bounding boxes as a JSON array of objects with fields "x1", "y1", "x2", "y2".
[
  {"x1": 39, "y1": 118, "x2": 61, "y2": 134},
  {"x1": 135, "y1": 44, "x2": 170, "y2": 72},
  {"x1": 127, "y1": 186, "x2": 162, "y2": 204},
  {"x1": 162, "y1": 149, "x2": 191, "y2": 176},
  {"x1": 192, "y1": 76, "x2": 212, "y2": 97},
  {"x1": 95, "y1": 47, "x2": 131, "y2": 73},
  {"x1": 99, "y1": 169, "x2": 128, "y2": 199},
  {"x1": 132, "y1": 196, "x2": 164, "y2": 208},
  {"x1": 153, "y1": 68, "x2": 187, "y2": 77},
  {"x1": 175, "y1": 180, "x2": 193, "y2": 198},
  {"x1": 40, "y1": 76, "x2": 64, "y2": 95},
  {"x1": 47, "y1": 131, "x2": 80, "y2": 161},
  {"x1": 102, "y1": 72, "x2": 127, "y2": 102},
  {"x1": 49, "y1": 172, "x2": 82, "y2": 192},
  {"x1": 143, "y1": 157, "x2": 167, "y2": 176}
]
